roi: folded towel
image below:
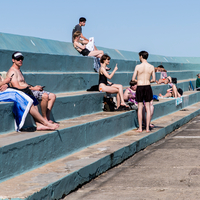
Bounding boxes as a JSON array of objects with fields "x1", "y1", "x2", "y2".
[{"x1": 0, "y1": 88, "x2": 33, "y2": 131}]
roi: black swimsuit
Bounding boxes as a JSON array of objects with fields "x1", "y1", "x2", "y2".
[{"x1": 99, "y1": 73, "x2": 108, "y2": 85}]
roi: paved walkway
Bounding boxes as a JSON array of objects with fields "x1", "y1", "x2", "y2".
[{"x1": 64, "y1": 115, "x2": 200, "y2": 200}]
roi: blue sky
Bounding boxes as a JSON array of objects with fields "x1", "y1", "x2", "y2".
[{"x1": 1, "y1": 0, "x2": 199, "y2": 57}]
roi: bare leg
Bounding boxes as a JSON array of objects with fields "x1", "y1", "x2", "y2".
[
  {"x1": 46, "y1": 93, "x2": 56, "y2": 121},
  {"x1": 137, "y1": 102, "x2": 143, "y2": 132},
  {"x1": 142, "y1": 106, "x2": 146, "y2": 126},
  {"x1": 111, "y1": 84, "x2": 128, "y2": 107},
  {"x1": 149, "y1": 100, "x2": 154, "y2": 128},
  {"x1": 172, "y1": 85, "x2": 181, "y2": 98},
  {"x1": 142, "y1": 101, "x2": 154, "y2": 128},
  {"x1": 29, "y1": 105, "x2": 59, "y2": 130},
  {"x1": 99, "y1": 84, "x2": 120, "y2": 108},
  {"x1": 145, "y1": 102, "x2": 151, "y2": 132},
  {"x1": 159, "y1": 93, "x2": 172, "y2": 98},
  {"x1": 40, "y1": 93, "x2": 48, "y2": 120},
  {"x1": 88, "y1": 50, "x2": 104, "y2": 58},
  {"x1": 116, "y1": 93, "x2": 120, "y2": 108}
]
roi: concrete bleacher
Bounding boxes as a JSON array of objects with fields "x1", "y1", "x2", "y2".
[{"x1": 0, "y1": 32, "x2": 200, "y2": 199}]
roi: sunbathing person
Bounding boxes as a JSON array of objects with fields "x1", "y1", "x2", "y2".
[
  {"x1": 156, "y1": 75, "x2": 172, "y2": 85},
  {"x1": 99, "y1": 54, "x2": 129, "y2": 110},
  {"x1": 73, "y1": 31, "x2": 104, "y2": 58},
  {"x1": 159, "y1": 84, "x2": 183, "y2": 98},
  {"x1": 0, "y1": 75, "x2": 59, "y2": 131},
  {"x1": 156, "y1": 65, "x2": 167, "y2": 72},
  {"x1": 123, "y1": 80, "x2": 138, "y2": 109}
]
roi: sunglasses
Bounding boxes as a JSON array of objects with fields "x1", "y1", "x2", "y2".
[{"x1": 15, "y1": 57, "x2": 24, "y2": 61}]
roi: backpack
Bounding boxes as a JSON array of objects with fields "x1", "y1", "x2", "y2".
[{"x1": 103, "y1": 96, "x2": 116, "y2": 111}]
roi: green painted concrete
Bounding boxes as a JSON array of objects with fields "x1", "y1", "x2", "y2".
[
  {"x1": 6, "y1": 105, "x2": 200, "y2": 200},
  {"x1": 0, "y1": 102, "x2": 14, "y2": 134},
  {"x1": 0, "y1": 79, "x2": 196, "y2": 134},
  {"x1": 1, "y1": 32, "x2": 200, "y2": 199},
  {"x1": 0, "y1": 90, "x2": 200, "y2": 182}
]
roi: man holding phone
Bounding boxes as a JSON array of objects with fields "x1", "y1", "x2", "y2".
[{"x1": 7, "y1": 51, "x2": 57, "y2": 124}]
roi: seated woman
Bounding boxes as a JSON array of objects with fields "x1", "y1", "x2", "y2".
[
  {"x1": 155, "y1": 65, "x2": 168, "y2": 84},
  {"x1": 99, "y1": 54, "x2": 129, "y2": 110},
  {"x1": 123, "y1": 80, "x2": 138, "y2": 109},
  {"x1": 159, "y1": 84, "x2": 183, "y2": 98},
  {"x1": 0, "y1": 75, "x2": 59, "y2": 131},
  {"x1": 73, "y1": 31, "x2": 104, "y2": 58}
]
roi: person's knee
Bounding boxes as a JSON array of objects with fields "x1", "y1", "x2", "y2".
[
  {"x1": 49, "y1": 93, "x2": 56, "y2": 101},
  {"x1": 118, "y1": 84, "x2": 123, "y2": 90},
  {"x1": 42, "y1": 93, "x2": 49, "y2": 101}
]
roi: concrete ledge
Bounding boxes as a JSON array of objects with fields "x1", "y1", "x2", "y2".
[
  {"x1": 0, "y1": 102, "x2": 200, "y2": 200},
  {"x1": 0, "y1": 90, "x2": 200, "y2": 182},
  {"x1": 0, "y1": 102, "x2": 14, "y2": 134},
  {"x1": 21, "y1": 72, "x2": 197, "y2": 94},
  {"x1": 0, "y1": 111, "x2": 138, "y2": 182},
  {"x1": 28, "y1": 104, "x2": 200, "y2": 200},
  {"x1": 0, "y1": 79, "x2": 196, "y2": 135}
]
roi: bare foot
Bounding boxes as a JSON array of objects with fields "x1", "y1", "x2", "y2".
[
  {"x1": 146, "y1": 129, "x2": 150, "y2": 133},
  {"x1": 48, "y1": 120, "x2": 59, "y2": 125},
  {"x1": 37, "y1": 122, "x2": 59, "y2": 131},
  {"x1": 150, "y1": 124, "x2": 155, "y2": 128},
  {"x1": 137, "y1": 129, "x2": 143, "y2": 133},
  {"x1": 48, "y1": 120, "x2": 54, "y2": 124},
  {"x1": 159, "y1": 93, "x2": 163, "y2": 98},
  {"x1": 37, "y1": 124, "x2": 55, "y2": 131},
  {"x1": 121, "y1": 103, "x2": 129, "y2": 108}
]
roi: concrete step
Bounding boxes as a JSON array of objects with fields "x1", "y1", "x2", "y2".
[
  {"x1": 1, "y1": 100, "x2": 200, "y2": 200},
  {"x1": 150, "y1": 61, "x2": 200, "y2": 71},
  {"x1": 21, "y1": 71, "x2": 198, "y2": 94},
  {"x1": 0, "y1": 78, "x2": 197, "y2": 134},
  {"x1": 0, "y1": 90, "x2": 200, "y2": 182}
]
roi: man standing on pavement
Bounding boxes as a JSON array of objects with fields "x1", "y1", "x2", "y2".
[
  {"x1": 132, "y1": 51, "x2": 155, "y2": 132},
  {"x1": 7, "y1": 51, "x2": 57, "y2": 124}
]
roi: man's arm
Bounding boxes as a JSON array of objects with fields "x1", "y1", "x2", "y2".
[
  {"x1": 132, "y1": 66, "x2": 138, "y2": 82},
  {"x1": 80, "y1": 33, "x2": 89, "y2": 42},
  {"x1": 123, "y1": 89, "x2": 129, "y2": 101},
  {"x1": 150, "y1": 68, "x2": 156, "y2": 83}
]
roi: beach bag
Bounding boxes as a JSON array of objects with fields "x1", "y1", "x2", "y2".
[{"x1": 103, "y1": 96, "x2": 116, "y2": 111}]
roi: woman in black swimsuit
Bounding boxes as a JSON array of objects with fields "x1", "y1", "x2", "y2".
[
  {"x1": 73, "y1": 31, "x2": 104, "y2": 58},
  {"x1": 99, "y1": 54, "x2": 129, "y2": 110}
]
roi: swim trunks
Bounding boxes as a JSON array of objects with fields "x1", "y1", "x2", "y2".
[
  {"x1": 80, "y1": 48, "x2": 90, "y2": 56},
  {"x1": 136, "y1": 85, "x2": 153, "y2": 102},
  {"x1": 31, "y1": 90, "x2": 50, "y2": 101}
]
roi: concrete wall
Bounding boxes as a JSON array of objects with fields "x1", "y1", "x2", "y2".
[{"x1": 0, "y1": 32, "x2": 200, "y2": 74}]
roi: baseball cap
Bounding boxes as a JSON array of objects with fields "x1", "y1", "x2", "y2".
[{"x1": 12, "y1": 51, "x2": 24, "y2": 59}]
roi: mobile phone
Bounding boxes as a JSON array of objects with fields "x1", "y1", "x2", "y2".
[{"x1": 11, "y1": 74, "x2": 14, "y2": 77}]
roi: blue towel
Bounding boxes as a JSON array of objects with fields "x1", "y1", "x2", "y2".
[{"x1": 0, "y1": 88, "x2": 33, "y2": 131}]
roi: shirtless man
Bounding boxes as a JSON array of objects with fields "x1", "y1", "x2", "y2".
[
  {"x1": 0, "y1": 75, "x2": 58, "y2": 131},
  {"x1": 7, "y1": 52, "x2": 59, "y2": 130},
  {"x1": 132, "y1": 51, "x2": 155, "y2": 132}
]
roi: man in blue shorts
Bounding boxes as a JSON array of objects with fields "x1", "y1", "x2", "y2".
[{"x1": 132, "y1": 51, "x2": 155, "y2": 132}]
